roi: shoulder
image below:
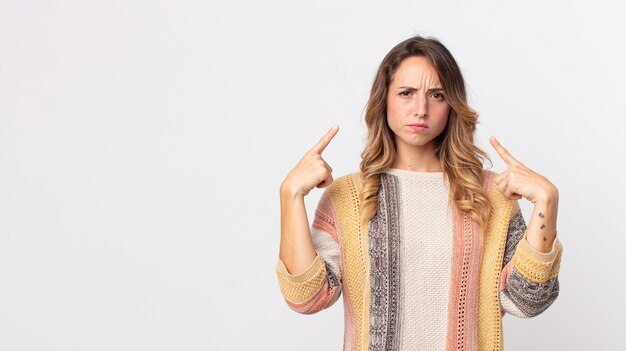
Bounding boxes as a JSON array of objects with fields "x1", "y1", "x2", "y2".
[
  {"x1": 482, "y1": 168, "x2": 497, "y2": 177},
  {"x1": 327, "y1": 171, "x2": 360, "y2": 190},
  {"x1": 481, "y1": 168, "x2": 496, "y2": 183},
  {"x1": 480, "y1": 168, "x2": 498, "y2": 196},
  {"x1": 323, "y1": 171, "x2": 361, "y2": 202}
]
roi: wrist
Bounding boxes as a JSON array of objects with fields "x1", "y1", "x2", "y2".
[
  {"x1": 537, "y1": 184, "x2": 559, "y2": 205},
  {"x1": 280, "y1": 181, "x2": 304, "y2": 199}
]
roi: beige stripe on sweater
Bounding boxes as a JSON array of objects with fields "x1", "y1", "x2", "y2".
[{"x1": 384, "y1": 168, "x2": 454, "y2": 351}]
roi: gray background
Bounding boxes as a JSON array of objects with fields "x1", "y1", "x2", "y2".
[{"x1": 1, "y1": 0, "x2": 624, "y2": 350}]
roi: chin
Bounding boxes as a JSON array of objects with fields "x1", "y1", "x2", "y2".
[{"x1": 401, "y1": 138, "x2": 436, "y2": 147}]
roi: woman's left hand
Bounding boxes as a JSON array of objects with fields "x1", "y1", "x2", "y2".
[{"x1": 488, "y1": 136, "x2": 559, "y2": 204}]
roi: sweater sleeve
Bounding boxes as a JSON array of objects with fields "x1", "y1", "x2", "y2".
[
  {"x1": 275, "y1": 188, "x2": 343, "y2": 314},
  {"x1": 498, "y1": 200, "x2": 563, "y2": 318}
]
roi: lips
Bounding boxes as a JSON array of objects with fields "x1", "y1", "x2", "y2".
[{"x1": 408, "y1": 123, "x2": 428, "y2": 132}]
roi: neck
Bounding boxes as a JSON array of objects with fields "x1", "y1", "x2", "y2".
[{"x1": 392, "y1": 141, "x2": 443, "y2": 172}]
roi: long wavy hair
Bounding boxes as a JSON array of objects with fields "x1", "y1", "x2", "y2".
[{"x1": 359, "y1": 35, "x2": 493, "y2": 232}]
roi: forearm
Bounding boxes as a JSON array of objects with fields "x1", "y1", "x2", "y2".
[
  {"x1": 525, "y1": 195, "x2": 559, "y2": 253},
  {"x1": 279, "y1": 183, "x2": 318, "y2": 275},
  {"x1": 499, "y1": 194, "x2": 563, "y2": 318}
]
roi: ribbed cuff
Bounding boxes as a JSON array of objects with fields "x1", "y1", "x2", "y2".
[
  {"x1": 275, "y1": 254, "x2": 325, "y2": 284},
  {"x1": 514, "y1": 231, "x2": 563, "y2": 283},
  {"x1": 517, "y1": 230, "x2": 562, "y2": 262}
]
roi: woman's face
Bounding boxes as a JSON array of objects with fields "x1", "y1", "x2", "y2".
[{"x1": 386, "y1": 55, "x2": 451, "y2": 151}]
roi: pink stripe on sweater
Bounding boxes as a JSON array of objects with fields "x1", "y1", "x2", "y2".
[
  {"x1": 284, "y1": 280, "x2": 342, "y2": 314},
  {"x1": 311, "y1": 189, "x2": 357, "y2": 351},
  {"x1": 445, "y1": 170, "x2": 493, "y2": 351},
  {"x1": 312, "y1": 191, "x2": 341, "y2": 243}
]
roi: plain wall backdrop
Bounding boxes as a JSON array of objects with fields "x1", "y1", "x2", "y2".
[{"x1": 1, "y1": 0, "x2": 625, "y2": 350}]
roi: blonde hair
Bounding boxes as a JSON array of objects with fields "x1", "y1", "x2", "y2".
[{"x1": 359, "y1": 35, "x2": 493, "y2": 232}]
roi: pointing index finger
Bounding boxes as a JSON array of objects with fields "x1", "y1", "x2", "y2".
[
  {"x1": 309, "y1": 124, "x2": 339, "y2": 155},
  {"x1": 489, "y1": 136, "x2": 521, "y2": 166}
]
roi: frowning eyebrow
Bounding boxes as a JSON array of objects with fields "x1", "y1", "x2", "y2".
[{"x1": 396, "y1": 86, "x2": 444, "y2": 93}]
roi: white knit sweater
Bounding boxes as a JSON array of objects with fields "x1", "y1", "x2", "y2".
[{"x1": 383, "y1": 168, "x2": 453, "y2": 350}]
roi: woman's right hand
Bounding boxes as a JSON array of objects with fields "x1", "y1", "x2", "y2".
[{"x1": 281, "y1": 124, "x2": 339, "y2": 197}]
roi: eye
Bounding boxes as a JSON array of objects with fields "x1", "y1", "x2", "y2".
[
  {"x1": 431, "y1": 92, "x2": 445, "y2": 100},
  {"x1": 399, "y1": 91, "x2": 412, "y2": 97}
]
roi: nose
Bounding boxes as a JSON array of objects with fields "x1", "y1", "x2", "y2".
[{"x1": 412, "y1": 93, "x2": 428, "y2": 118}]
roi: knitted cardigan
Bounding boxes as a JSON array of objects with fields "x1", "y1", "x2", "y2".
[{"x1": 275, "y1": 170, "x2": 563, "y2": 351}]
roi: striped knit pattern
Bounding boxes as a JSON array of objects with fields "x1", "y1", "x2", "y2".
[
  {"x1": 373, "y1": 168, "x2": 454, "y2": 350},
  {"x1": 275, "y1": 169, "x2": 563, "y2": 350}
]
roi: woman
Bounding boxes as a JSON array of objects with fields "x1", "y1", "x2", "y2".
[{"x1": 276, "y1": 35, "x2": 563, "y2": 351}]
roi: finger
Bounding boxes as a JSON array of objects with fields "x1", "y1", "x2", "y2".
[
  {"x1": 308, "y1": 124, "x2": 339, "y2": 155},
  {"x1": 504, "y1": 193, "x2": 522, "y2": 201},
  {"x1": 489, "y1": 136, "x2": 521, "y2": 167},
  {"x1": 502, "y1": 181, "x2": 522, "y2": 200},
  {"x1": 493, "y1": 167, "x2": 515, "y2": 187},
  {"x1": 497, "y1": 182, "x2": 514, "y2": 199},
  {"x1": 495, "y1": 178, "x2": 508, "y2": 197},
  {"x1": 493, "y1": 168, "x2": 510, "y2": 188},
  {"x1": 319, "y1": 159, "x2": 333, "y2": 174},
  {"x1": 317, "y1": 174, "x2": 334, "y2": 188},
  {"x1": 495, "y1": 176, "x2": 513, "y2": 198},
  {"x1": 493, "y1": 170, "x2": 523, "y2": 201},
  {"x1": 503, "y1": 187, "x2": 516, "y2": 199}
]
